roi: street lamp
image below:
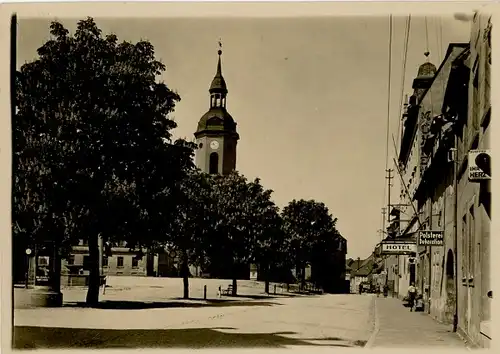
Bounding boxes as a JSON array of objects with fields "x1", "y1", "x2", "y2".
[{"x1": 25, "y1": 248, "x2": 32, "y2": 289}]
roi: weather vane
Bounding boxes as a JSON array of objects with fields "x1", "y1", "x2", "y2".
[{"x1": 218, "y1": 38, "x2": 222, "y2": 55}]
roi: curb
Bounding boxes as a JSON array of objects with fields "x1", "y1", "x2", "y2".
[
  {"x1": 456, "y1": 328, "x2": 477, "y2": 351},
  {"x1": 364, "y1": 296, "x2": 379, "y2": 348}
]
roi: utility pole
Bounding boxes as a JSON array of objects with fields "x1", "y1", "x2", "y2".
[
  {"x1": 452, "y1": 139, "x2": 459, "y2": 333},
  {"x1": 386, "y1": 169, "x2": 394, "y2": 224},
  {"x1": 385, "y1": 168, "x2": 394, "y2": 292},
  {"x1": 381, "y1": 208, "x2": 386, "y2": 241}
]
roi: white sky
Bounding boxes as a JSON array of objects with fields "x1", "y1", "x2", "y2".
[{"x1": 18, "y1": 15, "x2": 471, "y2": 259}]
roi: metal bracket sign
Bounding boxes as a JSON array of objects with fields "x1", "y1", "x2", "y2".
[
  {"x1": 469, "y1": 149, "x2": 491, "y2": 181},
  {"x1": 380, "y1": 242, "x2": 417, "y2": 255},
  {"x1": 418, "y1": 230, "x2": 444, "y2": 246}
]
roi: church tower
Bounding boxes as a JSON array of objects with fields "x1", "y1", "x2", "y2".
[{"x1": 194, "y1": 45, "x2": 239, "y2": 175}]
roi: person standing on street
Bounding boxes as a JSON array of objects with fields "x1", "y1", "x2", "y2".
[{"x1": 407, "y1": 282, "x2": 417, "y2": 311}]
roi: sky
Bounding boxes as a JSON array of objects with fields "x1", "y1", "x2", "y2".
[{"x1": 17, "y1": 14, "x2": 472, "y2": 259}]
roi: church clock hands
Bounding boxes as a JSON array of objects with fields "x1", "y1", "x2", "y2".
[{"x1": 210, "y1": 140, "x2": 219, "y2": 150}]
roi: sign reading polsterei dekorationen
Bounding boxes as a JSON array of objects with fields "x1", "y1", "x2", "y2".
[{"x1": 418, "y1": 231, "x2": 444, "y2": 246}]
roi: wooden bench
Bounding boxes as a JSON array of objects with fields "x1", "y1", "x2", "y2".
[{"x1": 221, "y1": 284, "x2": 233, "y2": 296}]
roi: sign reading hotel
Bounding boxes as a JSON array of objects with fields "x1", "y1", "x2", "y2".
[
  {"x1": 381, "y1": 242, "x2": 417, "y2": 255},
  {"x1": 469, "y1": 150, "x2": 491, "y2": 181},
  {"x1": 418, "y1": 231, "x2": 444, "y2": 246}
]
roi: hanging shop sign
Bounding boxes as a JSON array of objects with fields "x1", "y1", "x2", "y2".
[
  {"x1": 418, "y1": 230, "x2": 444, "y2": 246},
  {"x1": 469, "y1": 149, "x2": 491, "y2": 181},
  {"x1": 380, "y1": 242, "x2": 417, "y2": 255}
]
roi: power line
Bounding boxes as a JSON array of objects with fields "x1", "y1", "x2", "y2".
[
  {"x1": 385, "y1": 14, "x2": 393, "y2": 172},
  {"x1": 439, "y1": 17, "x2": 443, "y2": 62},
  {"x1": 381, "y1": 14, "x2": 393, "y2": 234},
  {"x1": 434, "y1": 17, "x2": 442, "y2": 63},
  {"x1": 396, "y1": 15, "x2": 411, "y2": 150},
  {"x1": 391, "y1": 134, "x2": 423, "y2": 231}
]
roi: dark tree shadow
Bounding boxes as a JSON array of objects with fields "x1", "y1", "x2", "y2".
[
  {"x1": 182, "y1": 293, "x2": 304, "y2": 301},
  {"x1": 13, "y1": 326, "x2": 364, "y2": 349},
  {"x1": 64, "y1": 299, "x2": 282, "y2": 310}
]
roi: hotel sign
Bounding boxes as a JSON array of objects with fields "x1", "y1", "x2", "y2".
[
  {"x1": 418, "y1": 231, "x2": 444, "y2": 246},
  {"x1": 381, "y1": 242, "x2": 417, "y2": 255},
  {"x1": 469, "y1": 150, "x2": 491, "y2": 181}
]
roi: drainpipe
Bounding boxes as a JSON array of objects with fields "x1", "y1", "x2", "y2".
[{"x1": 452, "y1": 135, "x2": 459, "y2": 333}]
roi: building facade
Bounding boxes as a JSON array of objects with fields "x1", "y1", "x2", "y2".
[
  {"x1": 413, "y1": 43, "x2": 469, "y2": 324},
  {"x1": 389, "y1": 57, "x2": 437, "y2": 299},
  {"x1": 391, "y1": 13, "x2": 491, "y2": 348},
  {"x1": 61, "y1": 240, "x2": 151, "y2": 279},
  {"x1": 453, "y1": 13, "x2": 491, "y2": 348}
]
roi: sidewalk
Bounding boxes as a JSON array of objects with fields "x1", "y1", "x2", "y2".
[{"x1": 369, "y1": 297, "x2": 468, "y2": 348}]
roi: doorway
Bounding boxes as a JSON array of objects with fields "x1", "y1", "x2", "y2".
[{"x1": 445, "y1": 249, "x2": 455, "y2": 324}]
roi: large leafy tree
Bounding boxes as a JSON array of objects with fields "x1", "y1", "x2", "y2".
[
  {"x1": 309, "y1": 227, "x2": 345, "y2": 292},
  {"x1": 204, "y1": 172, "x2": 274, "y2": 295},
  {"x1": 13, "y1": 18, "x2": 194, "y2": 306},
  {"x1": 167, "y1": 169, "x2": 216, "y2": 299},
  {"x1": 281, "y1": 199, "x2": 337, "y2": 290},
  {"x1": 245, "y1": 180, "x2": 287, "y2": 294}
]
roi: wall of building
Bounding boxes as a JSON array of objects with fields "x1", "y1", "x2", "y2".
[
  {"x1": 62, "y1": 243, "x2": 149, "y2": 277},
  {"x1": 414, "y1": 44, "x2": 468, "y2": 322},
  {"x1": 455, "y1": 12, "x2": 491, "y2": 347},
  {"x1": 222, "y1": 136, "x2": 238, "y2": 175},
  {"x1": 384, "y1": 255, "x2": 399, "y2": 296},
  {"x1": 396, "y1": 120, "x2": 422, "y2": 298},
  {"x1": 195, "y1": 135, "x2": 226, "y2": 174},
  {"x1": 350, "y1": 276, "x2": 367, "y2": 294}
]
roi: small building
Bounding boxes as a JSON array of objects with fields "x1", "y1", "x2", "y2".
[
  {"x1": 349, "y1": 256, "x2": 373, "y2": 293},
  {"x1": 61, "y1": 240, "x2": 150, "y2": 282}
]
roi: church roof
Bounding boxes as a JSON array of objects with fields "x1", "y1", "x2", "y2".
[{"x1": 196, "y1": 107, "x2": 237, "y2": 134}]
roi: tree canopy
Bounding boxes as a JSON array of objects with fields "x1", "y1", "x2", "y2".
[
  {"x1": 14, "y1": 17, "x2": 195, "y2": 305},
  {"x1": 13, "y1": 17, "x2": 347, "y2": 304}
]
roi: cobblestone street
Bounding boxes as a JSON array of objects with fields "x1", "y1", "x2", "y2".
[
  {"x1": 14, "y1": 279, "x2": 375, "y2": 349},
  {"x1": 13, "y1": 277, "x2": 468, "y2": 350}
]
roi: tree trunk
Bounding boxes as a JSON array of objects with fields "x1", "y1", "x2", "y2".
[
  {"x1": 232, "y1": 277, "x2": 237, "y2": 296},
  {"x1": 301, "y1": 263, "x2": 306, "y2": 291},
  {"x1": 51, "y1": 242, "x2": 61, "y2": 293},
  {"x1": 181, "y1": 248, "x2": 189, "y2": 299},
  {"x1": 264, "y1": 262, "x2": 270, "y2": 294},
  {"x1": 85, "y1": 234, "x2": 100, "y2": 307}
]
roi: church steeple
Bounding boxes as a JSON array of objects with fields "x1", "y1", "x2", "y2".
[
  {"x1": 194, "y1": 42, "x2": 239, "y2": 176},
  {"x1": 209, "y1": 42, "x2": 228, "y2": 108}
]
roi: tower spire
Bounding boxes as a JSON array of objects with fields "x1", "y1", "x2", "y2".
[
  {"x1": 209, "y1": 38, "x2": 227, "y2": 94},
  {"x1": 216, "y1": 39, "x2": 223, "y2": 77}
]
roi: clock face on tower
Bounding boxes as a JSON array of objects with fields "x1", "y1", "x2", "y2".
[{"x1": 210, "y1": 140, "x2": 219, "y2": 150}]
